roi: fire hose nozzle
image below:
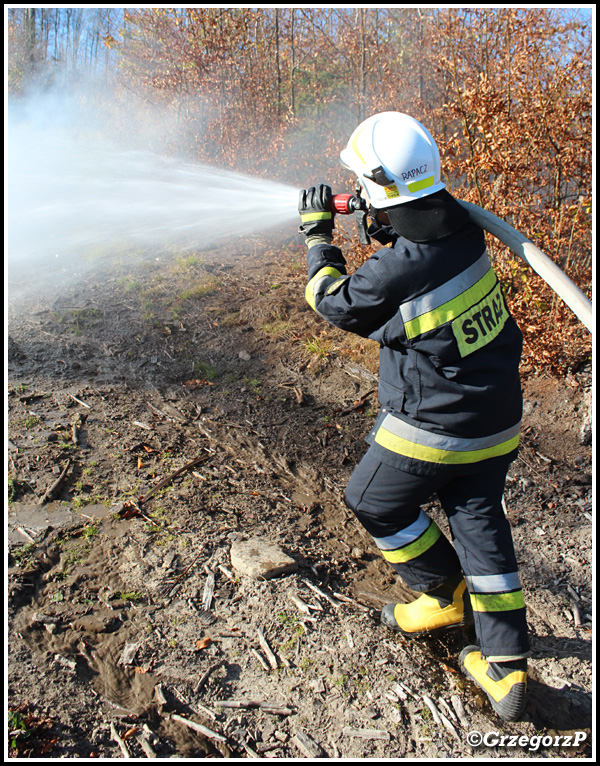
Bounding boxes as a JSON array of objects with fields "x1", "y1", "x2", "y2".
[
  {"x1": 331, "y1": 191, "x2": 371, "y2": 245},
  {"x1": 331, "y1": 193, "x2": 362, "y2": 215}
]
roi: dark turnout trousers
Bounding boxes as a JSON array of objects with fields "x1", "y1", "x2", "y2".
[{"x1": 345, "y1": 448, "x2": 529, "y2": 660}]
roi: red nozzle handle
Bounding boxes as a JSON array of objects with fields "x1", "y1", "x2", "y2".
[{"x1": 331, "y1": 193, "x2": 360, "y2": 215}]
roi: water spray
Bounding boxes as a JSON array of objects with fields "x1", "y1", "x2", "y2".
[
  {"x1": 6, "y1": 92, "x2": 300, "y2": 301},
  {"x1": 6, "y1": 86, "x2": 591, "y2": 332}
]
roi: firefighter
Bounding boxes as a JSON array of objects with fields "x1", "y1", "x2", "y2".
[{"x1": 298, "y1": 112, "x2": 529, "y2": 722}]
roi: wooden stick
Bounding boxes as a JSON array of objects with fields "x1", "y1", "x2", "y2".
[
  {"x1": 251, "y1": 648, "x2": 271, "y2": 671},
  {"x1": 256, "y1": 628, "x2": 278, "y2": 670},
  {"x1": 439, "y1": 712, "x2": 461, "y2": 743},
  {"x1": 214, "y1": 700, "x2": 293, "y2": 715},
  {"x1": 218, "y1": 564, "x2": 236, "y2": 581},
  {"x1": 288, "y1": 593, "x2": 312, "y2": 614},
  {"x1": 68, "y1": 393, "x2": 91, "y2": 408},
  {"x1": 392, "y1": 683, "x2": 408, "y2": 701},
  {"x1": 171, "y1": 714, "x2": 227, "y2": 742},
  {"x1": 437, "y1": 697, "x2": 458, "y2": 724},
  {"x1": 39, "y1": 460, "x2": 71, "y2": 505},
  {"x1": 292, "y1": 731, "x2": 326, "y2": 758},
  {"x1": 450, "y1": 695, "x2": 470, "y2": 728},
  {"x1": 301, "y1": 579, "x2": 341, "y2": 607},
  {"x1": 202, "y1": 572, "x2": 215, "y2": 611},
  {"x1": 16, "y1": 526, "x2": 36, "y2": 544},
  {"x1": 422, "y1": 695, "x2": 442, "y2": 725},
  {"x1": 191, "y1": 701, "x2": 218, "y2": 722},
  {"x1": 110, "y1": 722, "x2": 131, "y2": 758},
  {"x1": 139, "y1": 454, "x2": 210, "y2": 504},
  {"x1": 342, "y1": 727, "x2": 390, "y2": 741},
  {"x1": 138, "y1": 732, "x2": 157, "y2": 759},
  {"x1": 336, "y1": 389, "x2": 377, "y2": 416},
  {"x1": 332, "y1": 592, "x2": 371, "y2": 611},
  {"x1": 195, "y1": 660, "x2": 226, "y2": 694}
]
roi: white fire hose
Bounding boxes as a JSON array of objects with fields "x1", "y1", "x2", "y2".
[{"x1": 458, "y1": 201, "x2": 593, "y2": 334}]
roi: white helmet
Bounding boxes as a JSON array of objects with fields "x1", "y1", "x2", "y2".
[{"x1": 339, "y1": 112, "x2": 445, "y2": 209}]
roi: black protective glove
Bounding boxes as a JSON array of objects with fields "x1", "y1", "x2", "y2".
[{"x1": 298, "y1": 184, "x2": 334, "y2": 240}]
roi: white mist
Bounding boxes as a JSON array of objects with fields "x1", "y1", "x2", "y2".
[{"x1": 6, "y1": 88, "x2": 299, "y2": 293}]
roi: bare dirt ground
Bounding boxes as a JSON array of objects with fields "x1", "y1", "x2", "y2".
[{"x1": 6, "y1": 236, "x2": 593, "y2": 759}]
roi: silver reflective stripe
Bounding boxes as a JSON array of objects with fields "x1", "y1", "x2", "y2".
[
  {"x1": 465, "y1": 573, "x2": 522, "y2": 593},
  {"x1": 400, "y1": 252, "x2": 491, "y2": 323},
  {"x1": 380, "y1": 412, "x2": 521, "y2": 453},
  {"x1": 305, "y1": 266, "x2": 344, "y2": 311},
  {"x1": 372, "y1": 510, "x2": 431, "y2": 551},
  {"x1": 313, "y1": 274, "x2": 338, "y2": 295}
]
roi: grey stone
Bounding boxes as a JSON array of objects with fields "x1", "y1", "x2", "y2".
[{"x1": 230, "y1": 538, "x2": 298, "y2": 580}]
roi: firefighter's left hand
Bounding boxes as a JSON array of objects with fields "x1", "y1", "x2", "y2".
[{"x1": 298, "y1": 184, "x2": 334, "y2": 241}]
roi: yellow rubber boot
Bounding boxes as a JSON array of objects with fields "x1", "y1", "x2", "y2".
[
  {"x1": 381, "y1": 577, "x2": 471, "y2": 636},
  {"x1": 460, "y1": 645, "x2": 527, "y2": 721}
]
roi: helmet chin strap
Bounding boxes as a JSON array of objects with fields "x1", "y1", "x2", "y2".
[{"x1": 368, "y1": 205, "x2": 391, "y2": 228}]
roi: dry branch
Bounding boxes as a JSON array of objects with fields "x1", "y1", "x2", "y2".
[
  {"x1": 336, "y1": 389, "x2": 376, "y2": 415},
  {"x1": 214, "y1": 700, "x2": 293, "y2": 715},
  {"x1": 422, "y1": 694, "x2": 442, "y2": 724},
  {"x1": 195, "y1": 660, "x2": 226, "y2": 694},
  {"x1": 68, "y1": 393, "x2": 91, "y2": 408},
  {"x1": 342, "y1": 726, "x2": 391, "y2": 741},
  {"x1": 139, "y1": 454, "x2": 210, "y2": 504},
  {"x1": 202, "y1": 572, "x2": 215, "y2": 611},
  {"x1": 422, "y1": 695, "x2": 461, "y2": 743},
  {"x1": 301, "y1": 579, "x2": 341, "y2": 607},
  {"x1": 450, "y1": 695, "x2": 470, "y2": 728},
  {"x1": 170, "y1": 714, "x2": 227, "y2": 742},
  {"x1": 256, "y1": 628, "x2": 279, "y2": 670},
  {"x1": 138, "y1": 733, "x2": 157, "y2": 759},
  {"x1": 110, "y1": 722, "x2": 131, "y2": 758},
  {"x1": 292, "y1": 731, "x2": 326, "y2": 758},
  {"x1": 251, "y1": 648, "x2": 271, "y2": 671},
  {"x1": 39, "y1": 460, "x2": 71, "y2": 505}
]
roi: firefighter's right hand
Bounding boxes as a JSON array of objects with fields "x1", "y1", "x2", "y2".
[{"x1": 298, "y1": 184, "x2": 334, "y2": 241}]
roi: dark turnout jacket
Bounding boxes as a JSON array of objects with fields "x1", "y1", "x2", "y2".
[{"x1": 305, "y1": 220, "x2": 523, "y2": 476}]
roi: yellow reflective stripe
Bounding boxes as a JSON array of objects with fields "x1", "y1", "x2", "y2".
[
  {"x1": 301, "y1": 211, "x2": 332, "y2": 222},
  {"x1": 305, "y1": 266, "x2": 344, "y2": 310},
  {"x1": 380, "y1": 522, "x2": 441, "y2": 564},
  {"x1": 404, "y1": 268, "x2": 498, "y2": 340},
  {"x1": 375, "y1": 427, "x2": 520, "y2": 465},
  {"x1": 407, "y1": 175, "x2": 435, "y2": 193},
  {"x1": 470, "y1": 590, "x2": 525, "y2": 613},
  {"x1": 351, "y1": 126, "x2": 366, "y2": 164},
  {"x1": 379, "y1": 412, "x2": 520, "y2": 453},
  {"x1": 452, "y1": 282, "x2": 508, "y2": 357}
]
